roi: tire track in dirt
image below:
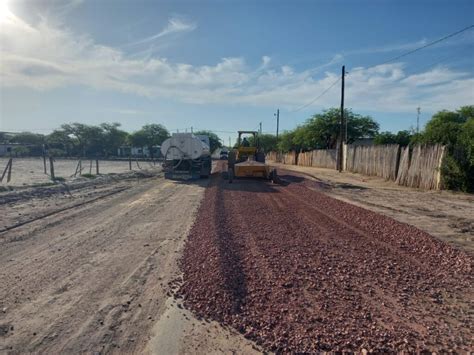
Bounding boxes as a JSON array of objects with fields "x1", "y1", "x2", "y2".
[
  {"x1": 0, "y1": 178, "x2": 206, "y2": 354},
  {"x1": 178, "y1": 169, "x2": 473, "y2": 352}
]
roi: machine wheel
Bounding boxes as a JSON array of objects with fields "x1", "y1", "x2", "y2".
[
  {"x1": 228, "y1": 168, "x2": 234, "y2": 183},
  {"x1": 227, "y1": 150, "x2": 236, "y2": 169},
  {"x1": 270, "y1": 168, "x2": 278, "y2": 184},
  {"x1": 256, "y1": 151, "x2": 265, "y2": 163}
]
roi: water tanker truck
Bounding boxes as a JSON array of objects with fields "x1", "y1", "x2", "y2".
[{"x1": 160, "y1": 133, "x2": 212, "y2": 180}]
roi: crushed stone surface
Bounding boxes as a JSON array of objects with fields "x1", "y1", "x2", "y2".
[{"x1": 178, "y1": 167, "x2": 473, "y2": 352}]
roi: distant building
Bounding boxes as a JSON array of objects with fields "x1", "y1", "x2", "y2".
[
  {"x1": 117, "y1": 146, "x2": 161, "y2": 158},
  {"x1": 0, "y1": 143, "x2": 36, "y2": 156}
]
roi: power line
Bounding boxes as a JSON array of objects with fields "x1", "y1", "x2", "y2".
[
  {"x1": 289, "y1": 24, "x2": 474, "y2": 113},
  {"x1": 290, "y1": 77, "x2": 341, "y2": 112},
  {"x1": 402, "y1": 44, "x2": 474, "y2": 77},
  {"x1": 365, "y1": 24, "x2": 474, "y2": 70}
]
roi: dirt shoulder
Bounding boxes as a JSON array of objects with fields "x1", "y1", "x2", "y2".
[
  {"x1": 0, "y1": 174, "x2": 258, "y2": 354},
  {"x1": 270, "y1": 163, "x2": 474, "y2": 254}
]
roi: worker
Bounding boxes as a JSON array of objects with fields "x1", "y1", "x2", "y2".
[{"x1": 241, "y1": 137, "x2": 250, "y2": 147}]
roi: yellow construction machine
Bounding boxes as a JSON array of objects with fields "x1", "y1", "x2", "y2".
[{"x1": 227, "y1": 131, "x2": 277, "y2": 183}]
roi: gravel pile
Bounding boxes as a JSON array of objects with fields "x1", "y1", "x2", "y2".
[{"x1": 177, "y1": 171, "x2": 473, "y2": 352}]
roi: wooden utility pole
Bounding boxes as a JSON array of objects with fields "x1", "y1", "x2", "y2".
[
  {"x1": 416, "y1": 107, "x2": 421, "y2": 134},
  {"x1": 275, "y1": 109, "x2": 280, "y2": 139},
  {"x1": 259, "y1": 122, "x2": 262, "y2": 135},
  {"x1": 338, "y1": 65, "x2": 345, "y2": 172}
]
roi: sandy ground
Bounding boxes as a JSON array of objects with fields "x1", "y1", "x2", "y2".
[
  {"x1": 270, "y1": 163, "x2": 474, "y2": 254},
  {"x1": 0, "y1": 172, "x2": 259, "y2": 354},
  {"x1": 0, "y1": 157, "x2": 159, "y2": 187}
]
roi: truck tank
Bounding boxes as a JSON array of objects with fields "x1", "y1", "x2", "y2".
[{"x1": 160, "y1": 133, "x2": 212, "y2": 180}]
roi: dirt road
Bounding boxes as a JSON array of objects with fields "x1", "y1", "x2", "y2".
[
  {"x1": 0, "y1": 175, "x2": 258, "y2": 354},
  {"x1": 179, "y1": 169, "x2": 473, "y2": 352}
]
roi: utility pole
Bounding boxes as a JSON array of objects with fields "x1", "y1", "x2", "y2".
[
  {"x1": 338, "y1": 65, "x2": 345, "y2": 172},
  {"x1": 416, "y1": 107, "x2": 421, "y2": 134},
  {"x1": 191, "y1": 126, "x2": 193, "y2": 134},
  {"x1": 259, "y1": 122, "x2": 262, "y2": 135},
  {"x1": 228, "y1": 137, "x2": 231, "y2": 148},
  {"x1": 274, "y1": 109, "x2": 280, "y2": 139}
]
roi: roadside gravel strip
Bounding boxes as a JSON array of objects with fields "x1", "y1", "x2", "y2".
[{"x1": 178, "y1": 168, "x2": 473, "y2": 352}]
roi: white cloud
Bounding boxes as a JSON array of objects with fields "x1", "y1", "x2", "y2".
[
  {"x1": 105, "y1": 109, "x2": 150, "y2": 115},
  {"x1": 346, "y1": 30, "x2": 474, "y2": 56},
  {"x1": 126, "y1": 16, "x2": 196, "y2": 46},
  {"x1": 1, "y1": 12, "x2": 473, "y2": 114}
]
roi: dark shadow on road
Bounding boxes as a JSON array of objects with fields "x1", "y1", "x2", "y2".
[{"x1": 213, "y1": 178, "x2": 248, "y2": 315}]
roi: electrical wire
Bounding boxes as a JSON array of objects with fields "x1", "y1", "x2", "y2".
[
  {"x1": 364, "y1": 24, "x2": 474, "y2": 70},
  {"x1": 289, "y1": 24, "x2": 474, "y2": 112},
  {"x1": 290, "y1": 77, "x2": 341, "y2": 112}
]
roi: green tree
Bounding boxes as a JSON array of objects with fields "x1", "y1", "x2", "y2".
[
  {"x1": 248, "y1": 133, "x2": 278, "y2": 152},
  {"x1": 194, "y1": 130, "x2": 222, "y2": 153},
  {"x1": 374, "y1": 131, "x2": 397, "y2": 145},
  {"x1": 9, "y1": 132, "x2": 45, "y2": 145},
  {"x1": 422, "y1": 110, "x2": 465, "y2": 145},
  {"x1": 61, "y1": 123, "x2": 99, "y2": 156},
  {"x1": 131, "y1": 124, "x2": 169, "y2": 158},
  {"x1": 302, "y1": 108, "x2": 379, "y2": 149},
  {"x1": 47, "y1": 130, "x2": 75, "y2": 156},
  {"x1": 100, "y1": 123, "x2": 128, "y2": 156},
  {"x1": 374, "y1": 130, "x2": 411, "y2": 146},
  {"x1": 277, "y1": 130, "x2": 298, "y2": 152},
  {"x1": 13, "y1": 146, "x2": 30, "y2": 156},
  {"x1": 275, "y1": 108, "x2": 379, "y2": 152},
  {"x1": 129, "y1": 130, "x2": 148, "y2": 149},
  {"x1": 418, "y1": 105, "x2": 474, "y2": 192},
  {"x1": 0, "y1": 132, "x2": 10, "y2": 143}
]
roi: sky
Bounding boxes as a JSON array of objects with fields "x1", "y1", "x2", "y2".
[{"x1": 0, "y1": 0, "x2": 473, "y2": 144}]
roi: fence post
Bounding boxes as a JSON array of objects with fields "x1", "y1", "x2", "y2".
[
  {"x1": 43, "y1": 144, "x2": 47, "y2": 174},
  {"x1": 7, "y1": 158, "x2": 12, "y2": 183},
  {"x1": 49, "y1": 156, "x2": 55, "y2": 180},
  {"x1": 129, "y1": 148, "x2": 132, "y2": 170},
  {"x1": 435, "y1": 145, "x2": 446, "y2": 190},
  {"x1": 96, "y1": 159, "x2": 99, "y2": 175},
  {"x1": 1, "y1": 158, "x2": 12, "y2": 183}
]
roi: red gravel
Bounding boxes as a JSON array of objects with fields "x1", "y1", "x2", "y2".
[{"x1": 177, "y1": 166, "x2": 474, "y2": 352}]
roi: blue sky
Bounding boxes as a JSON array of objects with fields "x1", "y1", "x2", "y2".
[{"x1": 1, "y1": 0, "x2": 473, "y2": 144}]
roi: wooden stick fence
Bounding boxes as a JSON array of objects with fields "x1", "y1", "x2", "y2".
[
  {"x1": 267, "y1": 143, "x2": 446, "y2": 190},
  {"x1": 396, "y1": 144, "x2": 445, "y2": 190},
  {"x1": 345, "y1": 144, "x2": 400, "y2": 180}
]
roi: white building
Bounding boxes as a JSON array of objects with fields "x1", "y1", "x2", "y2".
[{"x1": 117, "y1": 146, "x2": 161, "y2": 158}]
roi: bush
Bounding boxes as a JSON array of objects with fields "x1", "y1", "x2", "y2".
[{"x1": 418, "y1": 106, "x2": 474, "y2": 192}]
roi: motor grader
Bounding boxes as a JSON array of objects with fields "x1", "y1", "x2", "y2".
[{"x1": 227, "y1": 131, "x2": 277, "y2": 183}]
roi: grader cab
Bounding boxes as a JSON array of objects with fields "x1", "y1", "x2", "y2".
[{"x1": 227, "y1": 131, "x2": 277, "y2": 183}]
